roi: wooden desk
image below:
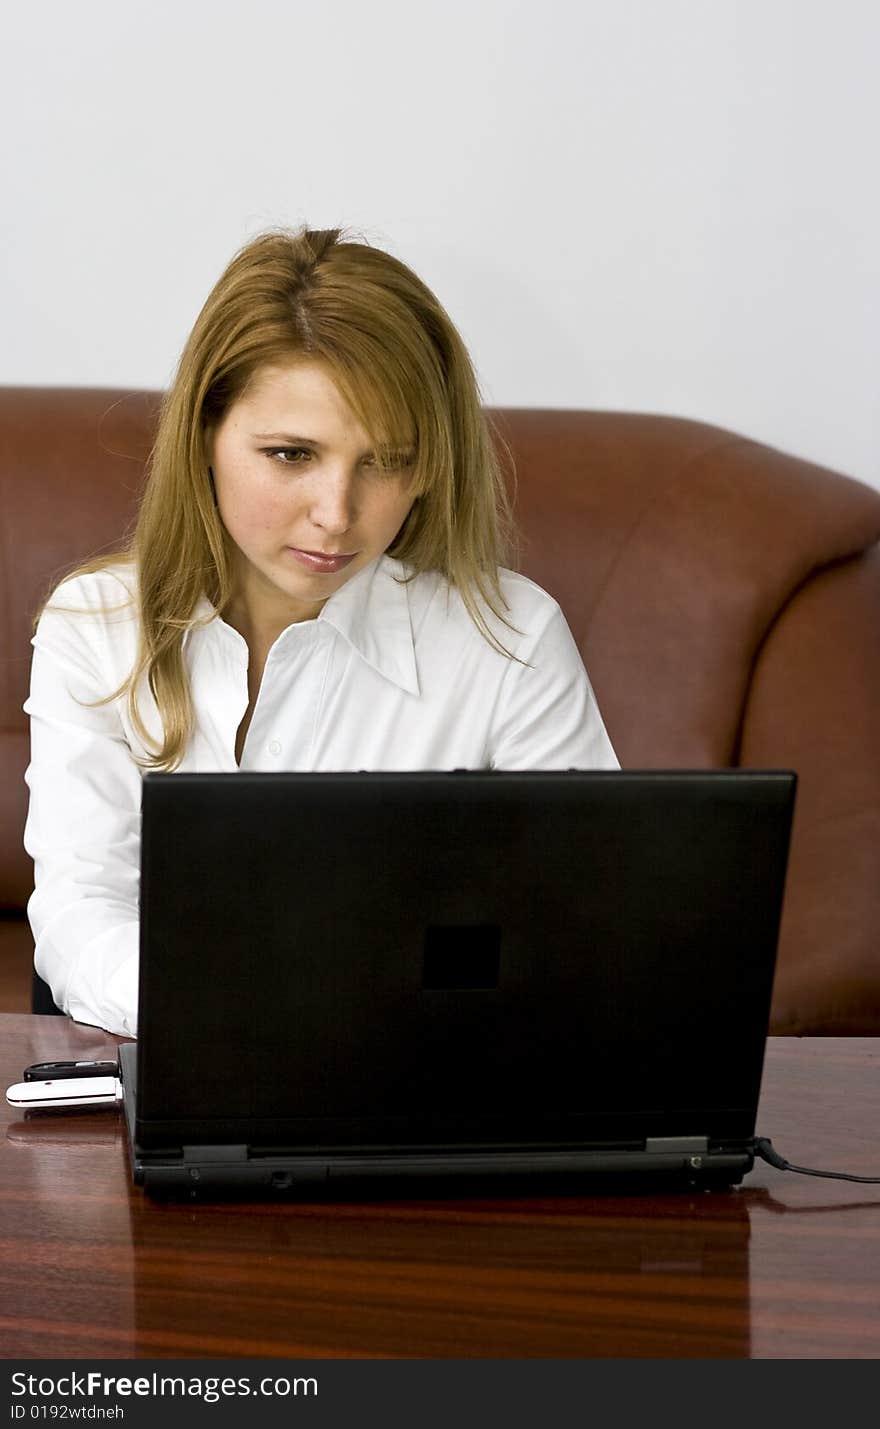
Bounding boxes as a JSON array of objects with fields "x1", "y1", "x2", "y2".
[{"x1": 1, "y1": 1015, "x2": 877, "y2": 1359}]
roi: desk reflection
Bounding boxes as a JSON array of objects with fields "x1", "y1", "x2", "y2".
[
  {"x1": 124, "y1": 1183, "x2": 755, "y2": 1359},
  {"x1": 4, "y1": 1113, "x2": 135, "y2": 1357}
]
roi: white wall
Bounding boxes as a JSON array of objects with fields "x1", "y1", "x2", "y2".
[{"x1": 2, "y1": 0, "x2": 878, "y2": 487}]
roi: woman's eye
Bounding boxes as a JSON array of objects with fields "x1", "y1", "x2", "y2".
[
  {"x1": 263, "y1": 447, "x2": 312, "y2": 465},
  {"x1": 364, "y1": 451, "x2": 414, "y2": 472},
  {"x1": 260, "y1": 446, "x2": 413, "y2": 471}
]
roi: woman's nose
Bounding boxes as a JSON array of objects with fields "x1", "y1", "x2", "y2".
[{"x1": 308, "y1": 467, "x2": 357, "y2": 533}]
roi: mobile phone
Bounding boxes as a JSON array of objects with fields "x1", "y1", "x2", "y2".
[
  {"x1": 6, "y1": 1076, "x2": 122, "y2": 1112},
  {"x1": 22, "y1": 1059, "x2": 118, "y2": 1082}
]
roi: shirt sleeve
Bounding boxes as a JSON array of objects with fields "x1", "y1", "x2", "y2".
[
  {"x1": 488, "y1": 600, "x2": 619, "y2": 771},
  {"x1": 23, "y1": 598, "x2": 142, "y2": 1037}
]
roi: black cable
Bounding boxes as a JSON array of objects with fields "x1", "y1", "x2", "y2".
[{"x1": 754, "y1": 1136, "x2": 880, "y2": 1184}]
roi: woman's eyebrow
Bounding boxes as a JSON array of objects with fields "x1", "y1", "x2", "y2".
[
  {"x1": 252, "y1": 431, "x2": 320, "y2": 444},
  {"x1": 252, "y1": 431, "x2": 414, "y2": 455}
]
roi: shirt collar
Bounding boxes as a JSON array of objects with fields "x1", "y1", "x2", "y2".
[
  {"x1": 318, "y1": 556, "x2": 419, "y2": 695},
  {"x1": 187, "y1": 555, "x2": 420, "y2": 695}
]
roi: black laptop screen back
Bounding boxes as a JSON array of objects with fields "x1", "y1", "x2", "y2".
[{"x1": 136, "y1": 771, "x2": 795, "y2": 1152}]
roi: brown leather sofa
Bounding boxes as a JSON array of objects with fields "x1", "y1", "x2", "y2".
[{"x1": 2, "y1": 386, "x2": 880, "y2": 1033}]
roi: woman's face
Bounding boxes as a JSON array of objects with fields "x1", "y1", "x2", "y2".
[{"x1": 208, "y1": 359, "x2": 417, "y2": 634}]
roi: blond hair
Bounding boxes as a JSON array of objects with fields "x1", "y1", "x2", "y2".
[{"x1": 55, "y1": 226, "x2": 516, "y2": 769}]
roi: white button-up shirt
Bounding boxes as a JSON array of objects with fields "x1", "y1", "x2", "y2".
[{"x1": 24, "y1": 555, "x2": 618, "y2": 1036}]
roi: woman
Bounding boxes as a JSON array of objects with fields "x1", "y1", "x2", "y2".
[{"x1": 24, "y1": 226, "x2": 618, "y2": 1037}]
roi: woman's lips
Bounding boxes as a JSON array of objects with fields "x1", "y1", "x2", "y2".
[{"x1": 286, "y1": 547, "x2": 358, "y2": 574}]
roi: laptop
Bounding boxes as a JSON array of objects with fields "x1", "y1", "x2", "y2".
[{"x1": 119, "y1": 769, "x2": 796, "y2": 1196}]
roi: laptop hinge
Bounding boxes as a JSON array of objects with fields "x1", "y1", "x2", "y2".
[
  {"x1": 181, "y1": 1144, "x2": 249, "y2": 1163},
  {"x1": 644, "y1": 1136, "x2": 710, "y2": 1156}
]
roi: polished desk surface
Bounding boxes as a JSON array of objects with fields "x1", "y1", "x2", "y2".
[{"x1": 0, "y1": 1015, "x2": 877, "y2": 1360}]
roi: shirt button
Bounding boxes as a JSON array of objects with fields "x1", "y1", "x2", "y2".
[{"x1": 268, "y1": 740, "x2": 282, "y2": 756}]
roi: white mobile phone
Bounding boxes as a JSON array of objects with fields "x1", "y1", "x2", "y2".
[{"x1": 5, "y1": 1076, "x2": 123, "y2": 1112}]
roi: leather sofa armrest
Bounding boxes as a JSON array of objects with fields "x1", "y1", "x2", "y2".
[{"x1": 741, "y1": 547, "x2": 880, "y2": 1034}]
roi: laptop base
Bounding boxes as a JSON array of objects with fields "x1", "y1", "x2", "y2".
[{"x1": 119, "y1": 1046, "x2": 754, "y2": 1198}]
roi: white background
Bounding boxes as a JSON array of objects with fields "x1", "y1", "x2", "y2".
[{"x1": 2, "y1": 0, "x2": 878, "y2": 487}]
